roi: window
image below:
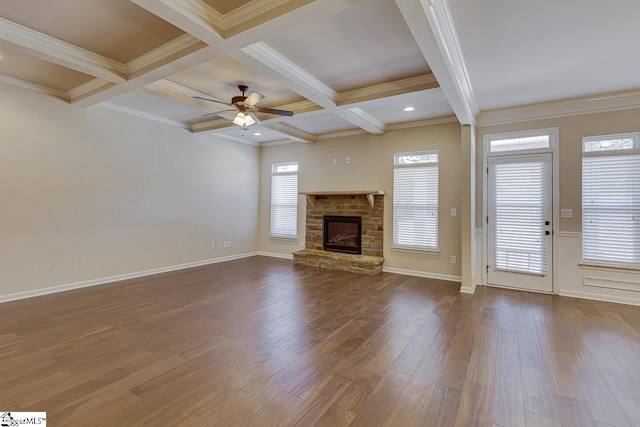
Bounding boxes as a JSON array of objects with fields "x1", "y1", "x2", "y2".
[
  {"x1": 393, "y1": 151, "x2": 439, "y2": 250},
  {"x1": 582, "y1": 133, "x2": 640, "y2": 268},
  {"x1": 270, "y1": 162, "x2": 298, "y2": 238},
  {"x1": 489, "y1": 134, "x2": 550, "y2": 153}
]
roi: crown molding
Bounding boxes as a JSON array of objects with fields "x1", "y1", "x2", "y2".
[
  {"x1": 317, "y1": 129, "x2": 367, "y2": 140},
  {"x1": 127, "y1": 34, "x2": 205, "y2": 77},
  {"x1": 98, "y1": 102, "x2": 189, "y2": 129},
  {"x1": 261, "y1": 139, "x2": 297, "y2": 147},
  {"x1": 395, "y1": 0, "x2": 477, "y2": 125},
  {"x1": 387, "y1": 114, "x2": 458, "y2": 130},
  {"x1": 225, "y1": 0, "x2": 296, "y2": 31},
  {"x1": 263, "y1": 122, "x2": 317, "y2": 143},
  {"x1": 68, "y1": 78, "x2": 117, "y2": 103},
  {"x1": 477, "y1": 89, "x2": 640, "y2": 127},
  {"x1": 336, "y1": 74, "x2": 439, "y2": 106},
  {"x1": 213, "y1": 133, "x2": 260, "y2": 146},
  {"x1": 129, "y1": 0, "x2": 225, "y2": 43},
  {"x1": 0, "y1": 73, "x2": 69, "y2": 100},
  {"x1": 0, "y1": 17, "x2": 127, "y2": 82}
]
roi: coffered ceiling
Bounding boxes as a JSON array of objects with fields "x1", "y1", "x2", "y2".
[{"x1": 1, "y1": 0, "x2": 640, "y2": 144}]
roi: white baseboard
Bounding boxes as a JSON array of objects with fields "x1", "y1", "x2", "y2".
[
  {"x1": 257, "y1": 251, "x2": 294, "y2": 260},
  {"x1": 0, "y1": 252, "x2": 258, "y2": 304},
  {"x1": 558, "y1": 290, "x2": 640, "y2": 307},
  {"x1": 382, "y1": 266, "x2": 461, "y2": 284}
]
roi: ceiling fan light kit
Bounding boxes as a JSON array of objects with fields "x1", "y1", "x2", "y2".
[
  {"x1": 233, "y1": 111, "x2": 255, "y2": 127},
  {"x1": 194, "y1": 85, "x2": 293, "y2": 127}
]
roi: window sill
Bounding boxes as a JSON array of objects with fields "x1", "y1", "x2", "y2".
[
  {"x1": 579, "y1": 262, "x2": 640, "y2": 273},
  {"x1": 391, "y1": 245, "x2": 440, "y2": 254},
  {"x1": 269, "y1": 235, "x2": 298, "y2": 241}
]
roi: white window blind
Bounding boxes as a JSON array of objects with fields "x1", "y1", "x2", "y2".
[
  {"x1": 582, "y1": 134, "x2": 640, "y2": 267},
  {"x1": 270, "y1": 162, "x2": 298, "y2": 238},
  {"x1": 393, "y1": 151, "x2": 438, "y2": 250},
  {"x1": 493, "y1": 161, "x2": 547, "y2": 274}
]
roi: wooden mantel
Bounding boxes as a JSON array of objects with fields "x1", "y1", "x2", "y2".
[{"x1": 299, "y1": 190, "x2": 385, "y2": 208}]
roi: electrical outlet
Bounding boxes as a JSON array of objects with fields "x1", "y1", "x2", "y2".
[
  {"x1": 450, "y1": 208, "x2": 457, "y2": 217},
  {"x1": 224, "y1": 241, "x2": 231, "y2": 248},
  {"x1": 332, "y1": 158, "x2": 337, "y2": 165},
  {"x1": 210, "y1": 242, "x2": 215, "y2": 250},
  {"x1": 346, "y1": 157, "x2": 351, "y2": 164},
  {"x1": 450, "y1": 256, "x2": 457, "y2": 264},
  {"x1": 299, "y1": 241, "x2": 305, "y2": 248},
  {"x1": 561, "y1": 208, "x2": 573, "y2": 218}
]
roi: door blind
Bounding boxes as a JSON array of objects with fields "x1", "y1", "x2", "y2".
[
  {"x1": 582, "y1": 153, "x2": 640, "y2": 267},
  {"x1": 493, "y1": 161, "x2": 547, "y2": 274},
  {"x1": 393, "y1": 164, "x2": 438, "y2": 249}
]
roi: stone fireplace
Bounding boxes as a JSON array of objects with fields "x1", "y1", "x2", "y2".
[{"x1": 293, "y1": 190, "x2": 385, "y2": 275}]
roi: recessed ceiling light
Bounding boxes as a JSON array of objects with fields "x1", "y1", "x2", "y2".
[
  {"x1": 403, "y1": 106, "x2": 415, "y2": 112},
  {"x1": 253, "y1": 132, "x2": 262, "y2": 136}
]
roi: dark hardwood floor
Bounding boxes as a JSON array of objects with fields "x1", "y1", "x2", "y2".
[{"x1": 1, "y1": 256, "x2": 640, "y2": 426}]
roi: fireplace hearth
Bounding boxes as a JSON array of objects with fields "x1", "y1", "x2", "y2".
[{"x1": 324, "y1": 215, "x2": 361, "y2": 254}]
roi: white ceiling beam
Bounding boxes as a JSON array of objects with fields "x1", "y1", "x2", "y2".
[
  {"x1": 238, "y1": 42, "x2": 337, "y2": 106},
  {"x1": 336, "y1": 74, "x2": 439, "y2": 106},
  {"x1": 0, "y1": 18, "x2": 127, "y2": 83},
  {"x1": 128, "y1": 0, "x2": 225, "y2": 43},
  {"x1": 263, "y1": 122, "x2": 317, "y2": 144},
  {"x1": 70, "y1": 0, "x2": 369, "y2": 107},
  {"x1": 395, "y1": 0, "x2": 478, "y2": 125},
  {"x1": 127, "y1": 34, "x2": 206, "y2": 79},
  {"x1": 235, "y1": 42, "x2": 386, "y2": 134},
  {"x1": 339, "y1": 107, "x2": 385, "y2": 135}
]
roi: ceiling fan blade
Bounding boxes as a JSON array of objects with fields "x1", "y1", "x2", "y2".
[
  {"x1": 249, "y1": 112, "x2": 262, "y2": 125},
  {"x1": 255, "y1": 107, "x2": 294, "y2": 117},
  {"x1": 193, "y1": 96, "x2": 234, "y2": 107},
  {"x1": 201, "y1": 108, "x2": 237, "y2": 117},
  {"x1": 244, "y1": 92, "x2": 265, "y2": 107}
]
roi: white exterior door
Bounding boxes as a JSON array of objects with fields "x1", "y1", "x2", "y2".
[{"x1": 487, "y1": 154, "x2": 553, "y2": 292}]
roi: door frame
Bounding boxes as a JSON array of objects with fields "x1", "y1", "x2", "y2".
[{"x1": 482, "y1": 127, "x2": 560, "y2": 293}]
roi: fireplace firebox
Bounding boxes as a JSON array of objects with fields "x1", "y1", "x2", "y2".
[{"x1": 324, "y1": 215, "x2": 362, "y2": 255}]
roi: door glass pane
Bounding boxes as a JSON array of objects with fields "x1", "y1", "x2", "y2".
[{"x1": 494, "y1": 161, "x2": 547, "y2": 274}]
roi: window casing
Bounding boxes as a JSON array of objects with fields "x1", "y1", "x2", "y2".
[
  {"x1": 270, "y1": 162, "x2": 298, "y2": 238},
  {"x1": 582, "y1": 133, "x2": 640, "y2": 268},
  {"x1": 393, "y1": 151, "x2": 439, "y2": 250}
]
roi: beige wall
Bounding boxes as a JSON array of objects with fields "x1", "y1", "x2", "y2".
[
  {"x1": 0, "y1": 84, "x2": 259, "y2": 296},
  {"x1": 476, "y1": 107, "x2": 640, "y2": 231},
  {"x1": 259, "y1": 122, "x2": 463, "y2": 278}
]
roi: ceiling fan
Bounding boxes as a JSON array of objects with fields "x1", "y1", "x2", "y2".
[{"x1": 194, "y1": 85, "x2": 293, "y2": 127}]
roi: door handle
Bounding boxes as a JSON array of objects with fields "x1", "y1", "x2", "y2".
[
  {"x1": 545, "y1": 230, "x2": 550, "y2": 235},
  {"x1": 545, "y1": 220, "x2": 550, "y2": 225}
]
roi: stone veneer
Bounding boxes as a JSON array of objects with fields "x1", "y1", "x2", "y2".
[{"x1": 293, "y1": 193, "x2": 384, "y2": 274}]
